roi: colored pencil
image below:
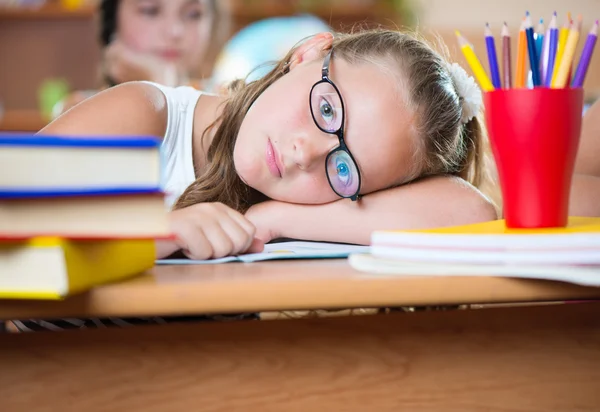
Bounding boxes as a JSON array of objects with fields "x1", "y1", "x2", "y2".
[
  {"x1": 485, "y1": 23, "x2": 502, "y2": 88},
  {"x1": 552, "y1": 15, "x2": 582, "y2": 88},
  {"x1": 540, "y1": 22, "x2": 550, "y2": 83},
  {"x1": 551, "y1": 12, "x2": 571, "y2": 86},
  {"x1": 501, "y1": 22, "x2": 512, "y2": 88},
  {"x1": 572, "y1": 20, "x2": 599, "y2": 87},
  {"x1": 515, "y1": 19, "x2": 528, "y2": 88},
  {"x1": 455, "y1": 30, "x2": 494, "y2": 91},
  {"x1": 525, "y1": 12, "x2": 542, "y2": 87},
  {"x1": 540, "y1": 12, "x2": 556, "y2": 84},
  {"x1": 544, "y1": 12, "x2": 559, "y2": 87},
  {"x1": 455, "y1": 10, "x2": 593, "y2": 89},
  {"x1": 567, "y1": 16, "x2": 579, "y2": 84},
  {"x1": 535, "y1": 18, "x2": 545, "y2": 69}
]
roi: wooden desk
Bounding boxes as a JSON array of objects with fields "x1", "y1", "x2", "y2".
[
  {"x1": 1, "y1": 260, "x2": 600, "y2": 411},
  {"x1": 2, "y1": 260, "x2": 600, "y2": 319}
]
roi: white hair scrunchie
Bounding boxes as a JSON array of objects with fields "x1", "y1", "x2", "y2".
[{"x1": 446, "y1": 62, "x2": 483, "y2": 124}]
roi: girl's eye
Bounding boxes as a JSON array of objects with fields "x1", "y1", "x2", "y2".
[
  {"x1": 319, "y1": 99, "x2": 335, "y2": 123},
  {"x1": 185, "y1": 10, "x2": 202, "y2": 20},
  {"x1": 139, "y1": 6, "x2": 160, "y2": 17},
  {"x1": 183, "y1": 6, "x2": 203, "y2": 20},
  {"x1": 335, "y1": 160, "x2": 351, "y2": 185},
  {"x1": 327, "y1": 150, "x2": 359, "y2": 197}
]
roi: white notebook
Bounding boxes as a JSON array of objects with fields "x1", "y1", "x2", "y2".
[{"x1": 349, "y1": 253, "x2": 600, "y2": 287}]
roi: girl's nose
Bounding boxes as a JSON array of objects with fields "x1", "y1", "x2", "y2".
[
  {"x1": 164, "y1": 18, "x2": 184, "y2": 40},
  {"x1": 292, "y1": 132, "x2": 338, "y2": 171}
]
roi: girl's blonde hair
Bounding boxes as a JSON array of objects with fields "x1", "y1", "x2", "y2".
[{"x1": 174, "y1": 29, "x2": 493, "y2": 212}]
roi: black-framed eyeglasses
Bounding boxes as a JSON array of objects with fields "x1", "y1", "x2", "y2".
[{"x1": 309, "y1": 49, "x2": 362, "y2": 201}]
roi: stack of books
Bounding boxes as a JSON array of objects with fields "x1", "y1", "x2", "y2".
[
  {"x1": 0, "y1": 134, "x2": 171, "y2": 299},
  {"x1": 349, "y1": 217, "x2": 600, "y2": 286}
]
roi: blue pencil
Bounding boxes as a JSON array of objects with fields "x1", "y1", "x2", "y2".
[
  {"x1": 525, "y1": 12, "x2": 542, "y2": 87},
  {"x1": 484, "y1": 23, "x2": 502, "y2": 88},
  {"x1": 535, "y1": 18, "x2": 545, "y2": 68}
]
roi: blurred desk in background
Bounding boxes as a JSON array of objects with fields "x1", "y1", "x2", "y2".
[
  {"x1": 0, "y1": 110, "x2": 47, "y2": 132},
  {"x1": 0, "y1": 1, "x2": 100, "y2": 116}
]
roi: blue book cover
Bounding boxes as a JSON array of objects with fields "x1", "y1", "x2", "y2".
[
  {"x1": 0, "y1": 188, "x2": 164, "y2": 199},
  {"x1": 0, "y1": 134, "x2": 161, "y2": 149}
]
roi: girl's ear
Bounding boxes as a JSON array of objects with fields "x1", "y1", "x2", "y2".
[{"x1": 288, "y1": 32, "x2": 334, "y2": 71}]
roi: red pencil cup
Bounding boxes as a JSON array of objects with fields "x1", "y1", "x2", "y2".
[{"x1": 484, "y1": 88, "x2": 584, "y2": 228}]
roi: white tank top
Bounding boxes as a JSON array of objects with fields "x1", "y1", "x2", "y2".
[{"x1": 142, "y1": 82, "x2": 203, "y2": 209}]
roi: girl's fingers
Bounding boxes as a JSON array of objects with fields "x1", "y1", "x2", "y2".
[
  {"x1": 154, "y1": 238, "x2": 180, "y2": 259},
  {"x1": 247, "y1": 238, "x2": 265, "y2": 254},
  {"x1": 168, "y1": 203, "x2": 260, "y2": 260},
  {"x1": 196, "y1": 219, "x2": 235, "y2": 259},
  {"x1": 222, "y1": 205, "x2": 256, "y2": 238},
  {"x1": 177, "y1": 223, "x2": 213, "y2": 260},
  {"x1": 217, "y1": 216, "x2": 255, "y2": 254}
]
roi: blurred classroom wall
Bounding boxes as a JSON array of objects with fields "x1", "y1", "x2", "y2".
[
  {"x1": 0, "y1": 0, "x2": 597, "y2": 133},
  {"x1": 413, "y1": 0, "x2": 598, "y2": 28}
]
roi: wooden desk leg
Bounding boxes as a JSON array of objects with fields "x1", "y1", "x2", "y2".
[{"x1": 1, "y1": 303, "x2": 600, "y2": 412}]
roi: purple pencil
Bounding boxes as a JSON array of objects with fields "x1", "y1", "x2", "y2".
[
  {"x1": 545, "y1": 13, "x2": 559, "y2": 87},
  {"x1": 572, "y1": 20, "x2": 599, "y2": 87},
  {"x1": 485, "y1": 23, "x2": 502, "y2": 88}
]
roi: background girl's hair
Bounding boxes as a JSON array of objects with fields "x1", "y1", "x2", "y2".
[
  {"x1": 175, "y1": 29, "x2": 496, "y2": 212},
  {"x1": 99, "y1": 0, "x2": 118, "y2": 47},
  {"x1": 98, "y1": 0, "x2": 119, "y2": 86}
]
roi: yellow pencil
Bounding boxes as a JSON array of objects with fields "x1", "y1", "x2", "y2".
[
  {"x1": 552, "y1": 15, "x2": 582, "y2": 88},
  {"x1": 551, "y1": 12, "x2": 572, "y2": 86},
  {"x1": 455, "y1": 30, "x2": 494, "y2": 91}
]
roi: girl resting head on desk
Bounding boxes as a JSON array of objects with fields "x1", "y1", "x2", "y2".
[
  {"x1": 41, "y1": 29, "x2": 499, "y2": 260},
  {"x1": 55, "y1": 0, "x2": 220, "y2": 116}
]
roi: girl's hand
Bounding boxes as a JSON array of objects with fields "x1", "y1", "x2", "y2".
[
  {"x1": 245, "y1": 201, "x2": 283, "y2": 243},
  {"x1": 155, "y1": 203, "x2": 264, "y2": 260},
  {"x1": 104, "y1": 40, "x2": 182, "y2": 86}
]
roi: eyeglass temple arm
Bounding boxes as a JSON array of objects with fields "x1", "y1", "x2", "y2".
[{"x1": 322, "y1": 50, "x2": 333, "y2": 80}]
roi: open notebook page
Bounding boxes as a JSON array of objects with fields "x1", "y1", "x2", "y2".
[{"x1": 156, "y1": 241, "x2": 370, "y2": 265}]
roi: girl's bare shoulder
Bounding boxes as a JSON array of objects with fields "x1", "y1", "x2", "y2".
[{"x1": 39, "y1": 82, "x2": 167, "y2": 138}]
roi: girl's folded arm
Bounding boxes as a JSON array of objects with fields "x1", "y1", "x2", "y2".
[
  {"x1": 38, "y1": 82, "x2": 168, "y2": 138},
  {"x1": 248, "y1": 175, "x2": 498, "y2": 245}
]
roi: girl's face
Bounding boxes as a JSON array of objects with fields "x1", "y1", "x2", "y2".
[
  {"x1": 234, "y1": 54, "x2": 418, "y2": 204},
  {"x1": 116, "y1": 0, "x2": 213, "y2": 73}
]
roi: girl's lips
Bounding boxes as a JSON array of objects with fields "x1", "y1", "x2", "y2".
[
  {"x1": 158, "y1": 50, "x2": 182, "y2": 60},
  {"x1": 266, "y1": 138, "x2": 282, "y2": 178}
]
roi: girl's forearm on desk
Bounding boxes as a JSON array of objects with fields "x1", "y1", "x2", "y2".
[
  {"x1": 570, "y1": 174, "x2": 600, "y2": 217},
  {"x1": 253, "y1": 176, "x2": 497, "y2": 245}
]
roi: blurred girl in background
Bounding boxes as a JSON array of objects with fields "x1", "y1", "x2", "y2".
[{"x1": 55, "y1": 0, "x2": 222, "y2": 115}]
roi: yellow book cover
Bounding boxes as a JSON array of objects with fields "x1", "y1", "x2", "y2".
[
  {"x1": 373, "y1": 217, "x2": 600, "y2": 245},
  {"x1": 0, "y1": 237, "x2": 155, "y2": 300},
  {"x1": 401, "y1": 217, "x2": 600, "y2": 235}
]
